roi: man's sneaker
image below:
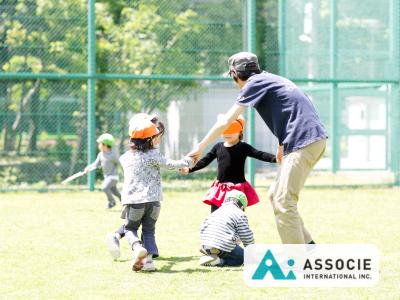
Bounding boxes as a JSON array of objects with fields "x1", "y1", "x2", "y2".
[
  {"x1": 142, "y1": 259, "x2": 156, "y2": 272},
  {"x1": 132, "y1": 246, "x2": 148, "y2": 271},
  {"x1": 106, "y1": 233, "x2": 120, "y2": 259},
  {"x1": 199, "y1": 254, "x2": 221, "y2": 266}
]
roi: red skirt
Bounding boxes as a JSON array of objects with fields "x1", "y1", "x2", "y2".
[{"x1": 203, "y1": 179, "x2": 260, "y2": 207}]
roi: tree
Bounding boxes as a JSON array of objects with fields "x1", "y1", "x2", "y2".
[
  {"x1": 0, "y1": 0, "x2": 247, "y2": 179},
  {"x1": 0, "y1": 0, "x2": 87, "y2": 153},
  {"x1": 95, "y1": 1, "x2": 244, "y2": 149}
]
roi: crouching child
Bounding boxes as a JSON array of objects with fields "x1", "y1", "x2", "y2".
[{"x1": 199, "y1": 190, "x2": 254, "y2": 267}]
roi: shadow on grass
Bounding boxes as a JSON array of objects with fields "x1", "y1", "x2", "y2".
[
  {"x1": 155, "y1": 256, "x2": 242, "y2": 274},
  {"x1": 156, "y1": 256, "x2": 197, "y2": 262},
  {"x1": 115, "y1": 255, "x2": 242, "y2": 273},
  {"x1": 116, "y1": 258, "x2": 131, "y2": 262},
  {"x1": 75, "y1": 208, "x2": 122, "y2": 213},
  {"x1": 157, "y1": 255, "x2": 202, "y2": 273},
  {"x1": 115, "y1": 255, "x2": 197, "y2": 264}
]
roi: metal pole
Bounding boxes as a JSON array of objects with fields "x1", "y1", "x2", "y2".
[
  {"x1": 87, "y1": 0, "x2": 96, "y2": 191},
  {"x1": 0, "y1": 72, "x2": 397, "y2": 84},
  {"x1": 278, "y1": 0, "x2": 286, "y2": 76},
  {"x1": 246, "y1": 0, "x2": 256, "y2": 185},
  {"x1": 330, "y1": 0, "x2": 339, "y2": 173},
  {"x1": 392, "y1": 84, "x2": 400, "y2": 186},
  {"x1": 391, "y1": 0, "x2": 400, "y2": 186}
]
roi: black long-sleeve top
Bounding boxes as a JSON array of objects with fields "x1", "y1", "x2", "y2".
[{"x1": 189, "y1": 141, "x2": 276, "y2": 183}]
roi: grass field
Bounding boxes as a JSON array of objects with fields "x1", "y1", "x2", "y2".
[{"x1": 1, "y1": 187, "x2": 399, "y2": 299}]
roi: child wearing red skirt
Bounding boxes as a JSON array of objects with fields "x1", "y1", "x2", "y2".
[{"x1": 181, "y1": 115, "x2": 276, "y2": 212}]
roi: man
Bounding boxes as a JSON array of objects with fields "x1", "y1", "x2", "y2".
[{"x1": 188, "y1": 52, "x2": 327, "y2": 244}]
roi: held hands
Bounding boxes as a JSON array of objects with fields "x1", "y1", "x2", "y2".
[
  {"x1": 276, "y1": 145, "x2": 284, "y2": 165},
  {"x1": 187, "y1": 144, "x2": 203, "y2": 165},
  {"x1": 179, "y1": 167, "x2": 190, "y2": 175}
]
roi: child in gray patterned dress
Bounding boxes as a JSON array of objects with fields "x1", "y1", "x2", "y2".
[{"x1": 106, "y1": 114, "x2": 192, "y2": 272}]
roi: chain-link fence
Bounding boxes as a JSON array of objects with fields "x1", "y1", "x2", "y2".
[
  {"x1": 0, "y1": 0, "x2": 399, "y2": 191},
  {"x1": 270, "y1": 0, "x2": 399, "y2": 184}
]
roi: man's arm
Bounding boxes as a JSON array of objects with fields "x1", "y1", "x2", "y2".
[
  {"x1": 187, "y1": 104, "x2": 246, "y2": 162},
  {"x1": 276, "y1": 144, "x2": 284, "y2": 164}
]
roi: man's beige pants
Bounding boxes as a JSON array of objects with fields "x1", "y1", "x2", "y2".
[{"x1": 269, "y1": 139, "x2": 326, "y2": 244}]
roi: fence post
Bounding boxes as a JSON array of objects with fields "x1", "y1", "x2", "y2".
[
  {"x1": 391, "y1": 0, "x2": 400, "y2": 186},
  {"x1": 330, "y1": 0, "x2": 339, "y2": 173},
  {"x1": 246, "y1": 0, "x2": 256, "y2": 185},
  {"x1": 278, "y1": 0, "x2": 286, "y2": 76},
  {"x1": 392, "y1": 84, "x2": 400, "y2": 186},
  {"x1": 87, "y1": 0, "x2": 96, "y2": 191}
]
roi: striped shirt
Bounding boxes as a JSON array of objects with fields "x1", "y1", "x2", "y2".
[{"x1": 200, "y1": 202, "x2": 254, "y2": 252}]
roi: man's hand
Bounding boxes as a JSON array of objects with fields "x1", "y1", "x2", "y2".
[
  {"x1": 83, "y1": 167, "x2": 89, "y2": 174},
  {"x1": 179, "y1": 167, "x2": 190, "y2": 175},
  {"x1": 276, "y1": 145, "x2": 284, "y2": 165},
  {"x1": 188, "y1": 104, "x2": 245, "y2": 163},
  {"x1": 187, "y1": 144, "x2": 203, "y2": 165}
]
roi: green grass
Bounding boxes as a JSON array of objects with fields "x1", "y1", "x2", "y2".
[{"x1": 1, "y1": 188, "x2": 399, "y2": 299}]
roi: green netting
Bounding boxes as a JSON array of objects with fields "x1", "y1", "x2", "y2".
[
  {"x1": 101, "y1": 0, "x2": 244, "y2": 76},
  {"x1": 264, "y1": 0, "x2": 399, "y2": 181},
  {"x1": 0, "y1": 0, "x2": 399, "y2": 191},
  {"x1": 277, "y1": 0, "x2": 397, "y2": 80},
  {"x1": 0, "y1": 80, "x2": 88, "y2": 188}
]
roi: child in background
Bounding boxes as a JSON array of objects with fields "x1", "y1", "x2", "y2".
[
  {"x1": 199, "y1": 190, "x2": 254, "y2": 267},
  {"x1": 84, "y1": 133, "x2": 121, "y2": 209},
  {"x1": 181, "y1": 115, "x2": 276, "y2": 212},
  {"x1": 107, "y1": 114, "x2": 192, "y2": 272}
]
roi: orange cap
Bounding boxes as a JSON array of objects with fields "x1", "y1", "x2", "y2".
[
  {"x1": 129, "y1": 117, "x2": 159, "y2": 139},
  {"x1": 223, "y1": 115, "x2": 245, "y2": 135}
]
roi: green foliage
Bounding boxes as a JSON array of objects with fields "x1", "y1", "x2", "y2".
[
  {"x1": 50, "y1": 136, "x2": 72, "y2": 162},
  {"x1": 95, "y1": 1, "x2": 206, "y2": 124},
  {"x1": 0, "y1": 166, "x2": 21, "y2": 186},
  {"x1": 0, "y1": 0, "x2": 245, "y2": 187}
]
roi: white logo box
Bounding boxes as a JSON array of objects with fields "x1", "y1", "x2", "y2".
[{"x1": 244, "y1": 244, "x2": 379, "y2": 287}]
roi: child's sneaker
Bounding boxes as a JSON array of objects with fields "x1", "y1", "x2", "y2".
[
  {"x1": 142, "y1": 257, "x2": 156, "y2": 272},
  {"x1": 132, "y1": 245, "x2": 148, "y2": 271},
  {"x1": 107, "y1": 201, "x2": 116, "y2": 209},
  {"x1": 199, "y1": 254, "x2": 221, "y2": 266},
  {"x1": 106, "y1": 233, "x2": 120, "y2": 259},
  {"x1": 199, "y1": 247, "x2": 220, "y2": 256},
  {"x1": 199, "y1": 248, "x2": 208, "y2": 255}
]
